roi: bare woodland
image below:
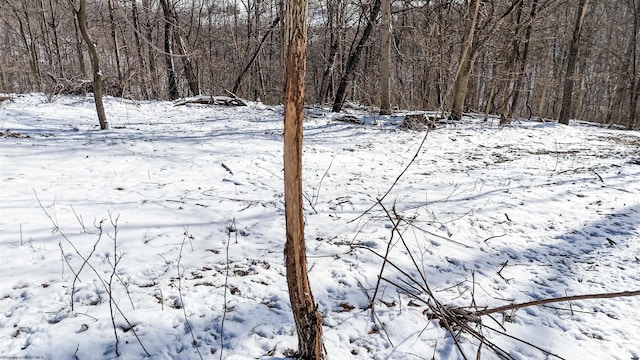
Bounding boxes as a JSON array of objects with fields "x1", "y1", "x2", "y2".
[{"x1": 1, "y1": 0, "x2": 639, "y2": 128}]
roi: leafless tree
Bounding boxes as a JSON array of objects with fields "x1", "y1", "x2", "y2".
[
  {"x1": 70, "y1": 0, "x2": 108, "y2": 129},
  {"x1": 379, "y1": 0, "x2": 391, "y2": 115},
  {"x1": 282, "y1": 0, "x2": 325, "y2": 358},
  {"x1": 0, "y1": 0, "x2": 636, "y2": 129},
  {"x1": 559, "y1": 0, "x2": 589, "y2": 125}
]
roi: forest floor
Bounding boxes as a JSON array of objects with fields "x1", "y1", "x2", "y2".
[{"x1": 1, "y1": 93, "x2": 640, "y2": 359}]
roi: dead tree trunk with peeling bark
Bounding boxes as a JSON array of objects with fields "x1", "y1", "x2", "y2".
[{"x1": 282, "y1": 0, "x2": 325, "y2": 359}]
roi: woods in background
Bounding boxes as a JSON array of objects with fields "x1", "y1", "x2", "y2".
[{"x1": 0, "y1": 0, "x2": 638, "y2": 129}]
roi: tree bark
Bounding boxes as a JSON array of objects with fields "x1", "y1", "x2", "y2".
[
  {"x1": 9, "y1": 2, "x2": 44, "y2": 92},
  {"x1": 107, "y1": 0, "x2": 124, "y2": 96},
  {"x1": 74, "y1": 0, "x2": 108, "y2": 130},
  {"x1": 450, "y1": 0, "x2": 523, "y2": 120},
  {"x1": 497, "y1": 0, "x2": 525, "y2": 125},
  {"x1": 47, "y1": 0, "x2": 64, "y2": 79},
  {"x1": 174, "y1": 31, "x2": 200, "y2": 96},
  {"x1": 131, "y1": 0, "x2": 149, "y2": 99},
  {"x1": 232, "y1": 15, "x2": 281, "y2": 95},
  {"x1": 332, "y1": 0, "x2": 382, "y2": 112},
  {"x1": 142, "y1": 0, "x2": 159, "y2": 99},
  {"x1": 160, "y1": 0, "x2": 179, "y2": 99},
  {"x1": 449, "y1": 0, "x2": 481, "y2": 120},
  {"x1": 559, "y1": 0, "x2": 589, "y2": 125},
  {"x1": 627, "y1": 0, "x2": 640, "y2": 129},
  {"x1": 283, "y1": 1, "x2": 324, "y2": 359},
  {"x1": 73, "y1": 15, "x2": 87, "y2": 79},
  {"x1": 379, "y1": 0, "x2": 391, "y2": 115},
  {"x1": 507, "y1": 0, "x2": 538, "y2": 123},
  {"x1": 318, "y1": 0, "x2": 342, "y2": 104}
]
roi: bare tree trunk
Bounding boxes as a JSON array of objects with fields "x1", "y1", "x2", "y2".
[
  {"x1": 283, "y1": 1, "x2": 324, "y2": 359},
  {"x1": 0, "y1": 54, "x2": 7, "y2": 91},
  {"x1": 379, "y1": 0, "x2": 391, "y2": 115},
  {"x1": 131, "y1": 0, "x2": 149, "y2": 99},
  {"x1": 318, "y1": 0, "x2": 342, "y2": 104},
  {"x1": 159, "y1": 0, "x2": 198, "y2": 97},
  {"x1": 508, "y1": 0, "x2": 538, "y2": 122},
  {"x1": 450, "y1": 0, "x2": 523, "y2": 120},
  {"x1": 332, "y1": 0, "x2": 382, "y2": 112},
  {"x1": 232, "y1": 15, "x2": 281, "y2": 95},
  {"x1": 10, "y1": 2, "x2": 44, "y2": 92},
  {"x1": 160, "y1": 0, "x2": 179, "y2": 99},
  {"x1": 497, "y1": 0, "x2": 525, "y2": 125},
  {"x1": 628, "y1": 0, "x2": 640, "y2": 129},
  {"x1": 174, "y1": 31, "x2": 200, "y2": 96},
  {"x1": 47, "y1": 0, "x2": 64, "y2": 78},
  {"x1": 107, "y1": 0, "x2": 124, "y2": 97},
  {"x1": 449, "y1": 0, "x2": 481, "y2": 120},
  {"x1": 483, "y1": 62, "x2": 500, "y2": 120},
  {"x1": 559, "y1": 0, "x2": 589, "y2": 125},
  {"x1": 37, "y1": 0, "x2": 54, "y2": 75},
  {"x1": 74, "y1": 0, "x2": 108, "y2": 130},
  {"x1": 73, "y1": 14, "x2": 87, "y2": 79},
  {"x1": 142, "y1": 0, "x2": 159, "y2": 99}
]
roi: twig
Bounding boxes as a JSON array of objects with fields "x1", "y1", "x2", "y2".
[
  {"x1": 114, "y1": 273, "x2": 135, "y2": 310},
  {"x1": 312, "y1": 157, "x2": 334, "y2": 212},
  {"x1": 591, "y1": 168, "x2": 603, "y2": 182},
  {"x1": 36, "y1": 191, "x2": 103, "y2": 311},
  {"x1": 177, "y1": 230, "x2": 204, "y2": 360},
  {"x1": 401, "y1": 220, "x2": 472, "y2": 248},
  {"x1": 349, "y1": 126, "x2": 431, "y2": 224},
  {"x1": 483, "y1": 233, "x2": 507, "y2": 243},
  {"x1": 107, "y1": 214, "x2": 121, "y2": 357},
  {"x1": 220, "y1": 219, "x2": 236, "y2": 360},
  {"x1": 369, "y1": 202, "x2": 401, "y2": 308},
  {"x1": 36, "y1": 193, "x2": 150, "y2": 357},
  {"x1": 474, "y1": 290, "x2": 640, "y2": 317},
  {"x1": 71, "y1": 206, "x2": 88, "y2": 233},
  {"x1": 552, "y1": 140, "x2": 559, "y2": 172},
  {"x1": 377, "y1": 202, "x2": 469, "y2": 359},
  {"x1": 496, "y1": 261, "x2": 510, "y2": 282}
]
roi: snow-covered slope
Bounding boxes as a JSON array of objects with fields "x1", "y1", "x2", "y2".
[{"x1": 1, "y1": 94, "x2": 639, "y2": 359}]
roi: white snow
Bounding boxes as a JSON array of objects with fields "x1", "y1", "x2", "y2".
[{"x1": 1, "y1": 93, "x2": 639, "y2": 360}]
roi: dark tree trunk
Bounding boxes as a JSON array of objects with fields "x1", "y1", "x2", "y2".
[
  {"x1": 379, "y1": 0, "x2": 391, "y2": 115},
  {"x1": 508, "y1": 0, "x2": 539, "y2": 122},
  {"x1": 233, "y1": 15, "x2": 281, "y2": 95},
  {"x1": 47, "y1": 0, "x2": 64, "y2": 78},
  {"x1": 160, "y1": 0, "x2": 179, "y2": 100},
  {"x1": 559, "y1": 0, "x2": 589, "y2": 125},
  {"x1": 318, "y1": 0, "x2": 342, "y2": 104},
  {"x1": 628, "y1": 0, "x2": 640, "y2": 129},
  {"x1": 142, "y1": 0, "x2": 159, "y2": 99},
  {"x1": 107, "y1": 0, "x2": 124, "y2": 96},
  {"x1": 131, "y1": 0, "x2": 149, "y2": 99}
]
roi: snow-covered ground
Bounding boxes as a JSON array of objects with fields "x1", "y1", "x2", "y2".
[{"x1": 1, "y1": 94, "x2": 639, "y2": 360}]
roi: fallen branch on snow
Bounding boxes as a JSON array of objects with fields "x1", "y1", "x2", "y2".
[
  {"x1": 173, "y1": 94, "x2": 248, "y2": 107},
  {"x1": 474, "y1": 289, "x2": 640, "y2": 317}
]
